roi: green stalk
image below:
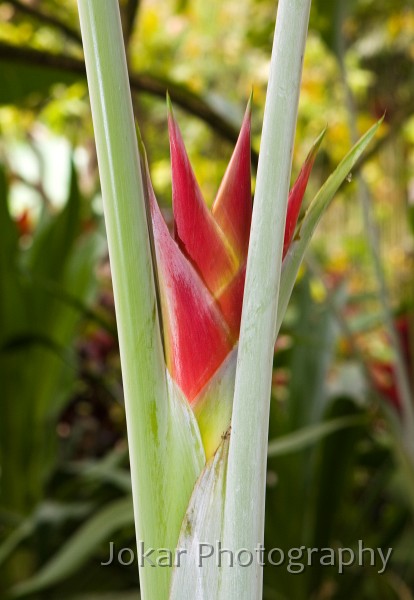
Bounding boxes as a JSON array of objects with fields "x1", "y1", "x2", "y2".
[
  {"x1": 77, "y1": 2, "x2": 183, "y2": 598},
  {"x1": 221, "y1": 0, "x2": 311, "y2": 597}
]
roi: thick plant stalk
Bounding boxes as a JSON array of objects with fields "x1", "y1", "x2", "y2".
[
  {"x1": 221, "y1": 0, "x2": 311, "y2": 597},
  {"x1": 77, "y1": 2, "x2": 205, "y2": 598}
]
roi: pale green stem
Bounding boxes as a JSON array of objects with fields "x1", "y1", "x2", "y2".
[
  {"x1": 221, "y1": 0, "x2": 311, "y2": 598},
  {"x1": 78, "y1": 1, "x2": 170, "y2": 597}
]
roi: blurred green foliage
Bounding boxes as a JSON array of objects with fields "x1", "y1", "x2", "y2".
[{"x1": 0, "y1": 0, "x2": 413, "y2": 599}]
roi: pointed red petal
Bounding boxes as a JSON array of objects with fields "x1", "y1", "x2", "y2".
[
  {"x1": 149, "y1": 181, "x2": 233, "y2": 402},
  {"x1": 216, "y1": 265, "x2": 246, "y2": 340},
  {"x1": 283, "y1": 130, "x2": 325, "y2": 258},
  {"x1": 212, "y1": 99, "x2": 252, "y2": 263},
  {"x1": 168, "y1": 102, "x2": 237, "y2": 298}
]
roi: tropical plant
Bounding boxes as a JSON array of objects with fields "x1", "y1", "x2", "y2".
[
  {"x1": 1, "y1": 0, "x2": 414, "y2": 599},
  {"x1": 76, "y1": 0, "x2": 381, "y2": 598}
]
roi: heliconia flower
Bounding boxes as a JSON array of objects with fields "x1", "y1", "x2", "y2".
[
  {"x1": 149, "y1": 180, "x2": 233, "y2": 402},
  {"x1": 167, "y1": 96, "x2": 251, "y2": 340},
  {"x1": 15, "y1": 208, "x2": 33, "y2": 237},
  {"x1": 370, "y1": 314, "x2": 413, "y2": 413},
  {"x1": 141, "y1": 99, "x2": 322, "y2": 454}
]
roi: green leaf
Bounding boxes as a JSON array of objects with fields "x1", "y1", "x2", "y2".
[
  {"x1": 0, "y1": 160, "x2": 99, "y2": 512},
  {"x1": 0, "y1": 502, "x2": 92, "y2": 568},
  {"x1": 284, "y1": 275, "x2": 339, "y2": 429},
  {"x1": 309, "y1": 398, "x2": 367, "y2": 591},
  {"x1": 0, "y1": 333, "x2": 72, "y2": 365},
  {"x1": 10, "y1": 498, "x2": 134, "y2": 598},
  {"x1": 263, "y1": 280, "x2": 351, "y2": 597},
  {"x1": 0, "y1": 57, "x2": 78, "y2": 106},
  {"x1": 310, "y1": 0, "x2": 347, "y2": 57},
  {"x1": 28, "y1": 161, "x2": 81, "y2": 281},
  {"x1": 0, "y1": 166, "x2": 26, "y2": 343},
  {"x1": 0, "y1": 521, "x2": 34, "y2": 571},
  {"x1": 276, "y1": 118, "x2": 383, "y2": 340},
  {"x1": 25, "y1": 275, "x2": 116, "y2": 336},
  {"x1": 267, "y1": 415, "x2": 367, "y2": 457},
  {"x1": 67, "y1": 447, "x2": 131, "y2": 493}
]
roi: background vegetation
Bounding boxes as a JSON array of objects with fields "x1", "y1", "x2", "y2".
[{"x1": 0, "y1": 0, "x2": 413, "y2": 598}]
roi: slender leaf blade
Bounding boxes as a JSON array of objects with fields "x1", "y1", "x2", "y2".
[
  {"x1": 11, "y1": 498, "x2": 134, "y2": 598},
  {"x1": 267, "y1": 415, "x2": 366, "y2": 457},
  {"x1": 276, "y1": 119, "x2": 383, "y2": 339}
]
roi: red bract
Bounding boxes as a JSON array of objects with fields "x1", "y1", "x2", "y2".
[
  {"x1": 283, "y1": 141, "x2": 321, "y2": 258},
  {"x1": 370, "y1": 315, "x2": 413, "y2": 412},
  {"x1": 211, "y1": 101, "x2": 252, "y2": 264},
  {"x1": 15, "y1": 208, "x2": 33, "y2": 237},
  {"x1": 168, "y1": 100, "x2": 252, "y2": 342},
  {"x1": 146, "y1": 100, "x2": 320, "y2": 404},
  {"x1": 149, "y1": 180, "x2": 233, "y2": 401}
]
